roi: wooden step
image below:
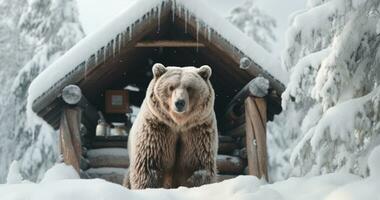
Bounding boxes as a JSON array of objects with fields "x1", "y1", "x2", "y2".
[{"x1": 86, "y1": 148, "x2": 129, "y2": 168}]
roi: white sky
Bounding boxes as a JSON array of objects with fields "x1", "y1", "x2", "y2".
[{"x1": 77, "y1": 0, "x2": 306, "y2": 58}]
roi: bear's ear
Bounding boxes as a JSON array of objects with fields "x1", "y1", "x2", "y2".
[
  {"x1": 152, "y1": 63, "x2": 167, "y2": 78},
  {"x1": 198, "y1": 65, "x2": 212, "y2": 80}
]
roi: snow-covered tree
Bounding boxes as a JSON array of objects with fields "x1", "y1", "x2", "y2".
[
  {"x1": 268, "y1": 0, "x2": 380, "y2": 181},
  {"x1": 0, "y1": 0, "x2": 84, "y2": 182},
  {"x1": 228, "y1": 0, "x2": 277, "y2": 52}
]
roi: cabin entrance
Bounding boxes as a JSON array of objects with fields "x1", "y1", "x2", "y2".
[
  {"x1": 76, "y1": 25, "x2": 280, "y2": 184},
  {"x1": 31, "y1": 3, "x2": 283, "y2": 185}
]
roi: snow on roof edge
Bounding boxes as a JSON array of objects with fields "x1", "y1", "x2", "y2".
[
  {"x1": 28, "y1": 0, "x2": 288, "y2": 114},
  {"x1": 27, "y1": 0, "x2": 166, "y2": 110}
]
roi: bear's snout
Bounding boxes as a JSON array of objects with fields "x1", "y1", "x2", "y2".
[
  {"x1": 174, "y1": 99, "x2": 186, "y2": 112},
  {"x1": 171, "y1": 88, "x2": 189, "y2": 113}
]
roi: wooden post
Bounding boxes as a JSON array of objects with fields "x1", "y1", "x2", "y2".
[
  {"x1": 59, "y1": 106, "x2": 82, "y2": 173},
  {"x1": 245, "y1": 97, "x2": 268, "y2": 181},
  {"x1": 223, "y1": 77, "x2": 269, "y2": 131}
]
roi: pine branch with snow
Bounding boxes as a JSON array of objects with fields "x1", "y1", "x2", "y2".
[
  {"x1": 228, "y1": 0, "x2": 277, "y2": 52},
  {"x1": 0, "y1": 0, "x2": 84, "y2": 183},
  {"x1": 268, "y1": 0, "x2": 380, "y2": 181}
]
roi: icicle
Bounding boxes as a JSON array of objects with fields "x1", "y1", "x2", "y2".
[
  {"x1": 129, "y1": 25, "x2": 133, "y2": 41},
  {"x1": 196, "y1": 18, "x2": 200, "y2": 52},
  {"x1": 185, "y1": 10, "x2": 188, "y2": 33},
  {"x1": 157, "y1": 5, "x2": 161, "y2": 33},
  {"x1": 207, "y1": 26, "x2": 211, "y2": 41},
  {"x1": 178, "y1": 4, "x2": 182, "y2": 18},
  {"x1": 171, "y1": 0, "x2": 176, "y2": 22},
  {"x1": 84, "y1": 62, "x2": 88, "y2": 80}
]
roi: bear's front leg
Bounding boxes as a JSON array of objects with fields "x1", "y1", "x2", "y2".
[
  {"x1": 129, "y1": 119, "x2": 176, "y2": 189},
  {"x1": 179, "y1": 121, "x2": 218, "y2": 187}
]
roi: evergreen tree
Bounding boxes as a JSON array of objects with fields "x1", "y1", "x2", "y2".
[
  {"x1": 0, "y1": 0, "x2": 84, "y2": 182},
  {"x1": 268, "y1": 0, "x2": 380, "y2": 181}
]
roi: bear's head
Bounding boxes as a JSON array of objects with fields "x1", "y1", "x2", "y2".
[{"x1": 147, "y1": 63, "x2": 215, "y2": 126}]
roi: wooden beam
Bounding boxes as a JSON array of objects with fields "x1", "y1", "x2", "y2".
[
  {"x1": 245, "y1": 97, "x2": 268, "y2": 181},
  {"x1": 135, "y1": 40, "x2": 205, "y2": 48},
  {"x1": 59, "y1": 107, "x2": 82, "y2": 173}
]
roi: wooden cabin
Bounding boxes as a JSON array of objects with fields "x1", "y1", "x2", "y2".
[{"x1": 29, "y1": 0, "x2": 286, "y2": 184}]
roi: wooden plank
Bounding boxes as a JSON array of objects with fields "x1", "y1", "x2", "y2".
[
  {"x1": 245, "y1": 97, "x2": 268, "y2": 181},
  {"x1": 60, "y1": 107, "x2": 81, "y2": 172},
  {"x1": 135, "y1": 40, "x2": 205, "y2": 48}
]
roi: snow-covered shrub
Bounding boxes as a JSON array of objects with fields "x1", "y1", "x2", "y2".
[{"x1": 268, "y1": 0, "x2": 380, "y2": 181}]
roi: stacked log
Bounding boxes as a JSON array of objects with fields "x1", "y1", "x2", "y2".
[
  {"x1": 216, "y1": 135, "x2": 248, "y2": 180},
  {"x1": 81, "y1": 134, "x2": 247, "y2": 184},
  {"x1": 86, "y1": 148, "x2": 129, "y2": 168}
]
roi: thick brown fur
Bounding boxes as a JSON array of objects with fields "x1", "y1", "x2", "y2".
[{"x1": 123, "y1": 64, "x2": 218, "y2": 189}]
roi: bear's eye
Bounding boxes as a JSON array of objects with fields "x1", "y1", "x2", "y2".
[
  {"x1": 169, "y1": 85, "x2": 175, "y2": 91},
  {"x1": 186, "y1": 86, "x2": 193, "y2": 92}
]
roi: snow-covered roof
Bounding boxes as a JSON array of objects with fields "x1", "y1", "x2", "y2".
[{"x1": 28, "y1": 0, "x2": 287, "y2": 124}]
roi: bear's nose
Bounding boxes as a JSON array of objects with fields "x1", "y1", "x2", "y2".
[{"x1": 174, "y1": 99, "x2": 186, "y2": 112}]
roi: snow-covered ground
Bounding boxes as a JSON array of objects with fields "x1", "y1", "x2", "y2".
[{"x1": 1, "y1": 146, "x2": 380, "y2": 200}]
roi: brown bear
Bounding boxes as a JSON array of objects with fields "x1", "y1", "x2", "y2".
[{"x1": 124, "y1": 63, "x2": 218, "y2": 189}]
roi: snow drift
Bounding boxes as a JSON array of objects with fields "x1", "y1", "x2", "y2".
[{"x1": 1, "y1": 146, "x2": 380, "y2": 200}]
